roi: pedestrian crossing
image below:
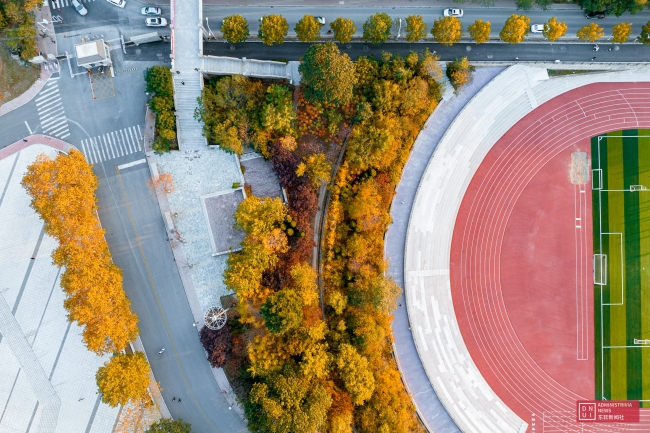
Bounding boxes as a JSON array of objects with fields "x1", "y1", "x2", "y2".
[
  {"x1": 80, "y1": 126, "x2": 144, "y2": 164},
  {"x1": 36, "y1": 79, "x2": 70, "y2": 139},
  {"x1": 50, "y1": 0, "x2": 95, "y2": 8}
]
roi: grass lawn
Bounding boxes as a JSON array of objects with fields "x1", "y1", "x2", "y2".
[
  {"x1": 593, "y1": 129, "x2": 650, "y2": 407},
  {"x1": 0, "y1": 43, "x2": 40, "y2": 108}
]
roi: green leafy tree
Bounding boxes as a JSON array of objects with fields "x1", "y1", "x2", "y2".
[
  {"x1": 145, "y1": 66, "x2": 173, "y2": 97},
  {"x1": 640, "y1": 21, "x2": 650, "y2": 45},
  {"x1": 221, "y1": 14, "x2": 249, "y2": 44},
  {"x1": 468, "y1": 19, "x2": 491, "y2": 44},
  {"x1": 363, "y1": 12, "x2": 393, "y2": 44},
  {"x1": 258, "y1": 14, "x2": 288, "y2": 46},
  {"x1": 543, "y1": 17, "x2": 568, "y2": 41},
  {"x1": 577, "y1": 0, "x2": 644, "y2": 16},
  {"x1": 261, "y1": 84, "x2": 295, "y2": 135},
  {"x1": 612, "y1": 22, "x2": 632, "y2": 43},
  {"x1": 336, "y1": 344, "x2": 375, "y2": 405},
  {"x1": 96, "y1": 352, "x2": 151, "y2": 407},
  {"x1": 330, "y1": 17, "x2": 356, "y2": 44},
  {"x1": 500, "y1": 14, "x2": 530, "y2": 44},
  {"x1": 405, "y1": 15, "x2": 427, "y2": 42},
  {"x1": 260, "y1": 290, "x2": 304, "y2": 334},
  {"x1": 247, "y1": 369, "x2": 332, "y2": 433},
  {"x1": 295, "y1": 15, "x2": 322, "y2": 42},
  {"x1": 516, "y1": 0, "x2": 552, "y2": 10},
  {"x1": 299, "y1": 42, "x2": 358, "y2": 107},
  {"x1": 576, "y1": 22, "x2": 604, "y2": 42},
  {"x1": 145, "y1": 419, "x2": 192, "y2": 433},
  {"x1": 431, "y1": 16, "x2": 463, "y2": 46}
]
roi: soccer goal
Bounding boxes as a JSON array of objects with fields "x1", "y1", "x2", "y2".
[
  {"x1": 594, "y1": 254, "x2": 607, "y2": 285},
  {"x1": 630, "y1": 185, "x2": 648, "y2": 192}
]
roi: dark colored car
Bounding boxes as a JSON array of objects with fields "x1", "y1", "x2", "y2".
[{"x1": 586, "y1": 11, "x2": 606, "y2": 19}]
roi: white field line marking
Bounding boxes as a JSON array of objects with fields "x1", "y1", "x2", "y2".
[
  {"x1": 24, "y1": 121, "x2": 33, "y2": 134},
  {"x1": 117, "y1": 159, "x2": 146, "y2": 170}
]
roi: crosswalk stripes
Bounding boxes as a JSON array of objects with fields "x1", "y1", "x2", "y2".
[
  {"x1": 36, "y1": 80, "x2": 70, "y2": 139},
  {"x1": 51, "y1": 0, "x2": 95, "y2": 8},
  {"x1": 80, "y1": 125, "x2": 144, "y2": 164}
]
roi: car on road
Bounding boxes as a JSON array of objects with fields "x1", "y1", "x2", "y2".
[
  {"x1": 315, "y1": 16, "x2": 326, "y2": 25},
  {"x1": 586, "y1": 11, "x2": 606, "y2": 19},
  {"x1": 146, "y1": 17, "x2": 168, "y2": 27},
  {"x1": 530, "y1": 24, "x2": 544, "y2": 33},
  {"x1": 141, "y1": 7, "x2": 161, "y2": 16},
  {"x1": 71, "y1": 0, "x2": 88, "y2": 15},
  {"x1": 105, "y1": 0, "x2": 125, "y2": 7},
  {"x1": 443, "y1": 8, "x2": 463, "y2": 17}
]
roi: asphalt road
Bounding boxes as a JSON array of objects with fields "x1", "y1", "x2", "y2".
[
  {"x1": 204, "y1": 6, "x2": 650, "y2": 39},
  {"x1": 95, "y1": 160, "x2": 248, "y2": 433},
  {"x1": 204, "y1": 40, "x2": 650, "y2": 62}
]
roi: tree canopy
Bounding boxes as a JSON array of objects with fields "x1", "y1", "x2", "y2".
[
  {"x1": 221, "y1": 15, "x2": 249, "y2": 44},
  {"x1": 468, "y1": 19, "x2": 491, "y2": 44},
  {"x1": 612, "y1": 22, "x2": 632, "y2": 43},
  {"x1": 363, "y1": 12, "x2": 393, "y2": 44},
  {"x1": 405, "y1": 15, "x2": 427, "y2": 42},
  {"x1": 543, "y1": 17, "x2": 568, "y2": 41},
  {"x1": 500, "y1": 14, "x2": 530, "y2": 44},
  {"x1": 431, "y1": 16, "x2": 463, "y2": 46},
  {"x1": 299, "y1": 42, "x2": 358, "y2": 107},
  {"x1": 96, "y1": 352, "x2": 151, "y2": 407},
  {"x1": 295, "y1": 15, "x2": 322, "y2": 42},
  {"x1": 640, "y1": 21, "x2": 650, "y2": 45},
  {"x1": 145, "y1": 418, "x2": 192, "y2": 433},
  {"x1": 576, "y1": 22, "x2": 604, "y2": 42},
  {"x1": 446, "y1": 57, "x2": 475, "y2": 94},
  {"x1": 330, "y1": 17, "x2": 356, "y2": 44},
  {"x1": 576, "y1": 0, "x2": 645, "y2": 16},
  {"x1": 259, "y1": 14, "x2": 288, "y2": 46}
]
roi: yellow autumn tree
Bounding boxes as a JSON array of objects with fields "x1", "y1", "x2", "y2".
[
  {"x1": 336, "y1": 344, "x2": 375, "y2": 405},
  {"x1": 296, "y1": 153, "x2": 332, "y2": 187},
  {"x1": 576, "y1": 22, "x2": 604, "y2": 43},
  {"x1": 96, "y1": 352, "x2": 152, "y2": 407},
  {"x1": 612, "y1": 22, "x2": 632, "y2": 43},
  {"x1": 468, "y1": 19, "x2": 491, "y2": 44},
  {"x1": 500, "y1": 14, "x2": 530, "y2": 44},
  {"x1": 431, "y1": 16, "x2": 463, "y2": 46},
  {"x1": 543, "y1": 17, "x2": 567, "y2": 42}
]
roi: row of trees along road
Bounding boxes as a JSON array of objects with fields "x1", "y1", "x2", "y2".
[
  {"x1": 21, "y1": 151, "x2": 157, "y2": 429},
  {"x1": 199, "y1": 42, "x2": 445, "y2": 432},
  {"x1": 218, "y1": 12, "x2": 650, "y2": 45}
]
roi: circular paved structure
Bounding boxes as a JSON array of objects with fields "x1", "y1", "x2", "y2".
[{"x1": 404, "y1": 67, "x2": 650, "y2": 433}]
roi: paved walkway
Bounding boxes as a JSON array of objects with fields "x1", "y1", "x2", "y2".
[
  {"x1": 404, "y1": 66, "x2": 650, "y2": 433},
  {"x1": 0, "y1": 138, "x2": 119, "y2": 433},
  {"x1": 386, "y1": 66, "x2": 504, "y2": 433}
]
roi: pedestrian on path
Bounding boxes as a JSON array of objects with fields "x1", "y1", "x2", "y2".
[
  {"x1": 181, "y1": 81, "x2": 185, "y2": 85},
  {"x1": 158, "y1": 347, "x2": 165, "y2": 354},
  {"x1": 172, "y1": 397, "x2": 176, "y2": 401},
  {"x1": 178, "y1": 398, "x2": 182, "y2": 402},
  {"x1": 176, "y1": 71, "x2": 180, "y2": 74},
  {"x1": 591, "y1": 57, "x2": 596, "y2": 61}
]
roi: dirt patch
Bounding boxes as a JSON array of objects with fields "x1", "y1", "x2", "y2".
[
  {"x1": 0, "y1": 44, "x2": 40, "y2": 107},
  {"x1": 570, "y1": 151, "x2": 589, "y2": 185}
]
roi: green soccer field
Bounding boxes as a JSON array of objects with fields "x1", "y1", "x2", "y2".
[{"x1": 593, "y1": 129, "x2": 650, "y2": 407}]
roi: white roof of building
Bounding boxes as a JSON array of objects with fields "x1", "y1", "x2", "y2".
[{"x1": 75, "y1": 40, "x2": 107, "y2": 66}]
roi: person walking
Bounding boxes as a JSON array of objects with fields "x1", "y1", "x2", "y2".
[
  {"x1": 178, "y1": 398, "x2": 182, "y2": 402},
  {"x1": 158, "y1": 347, "x2": 165, "y2": 354},
  {"x1": 172, "y1": 397, "x2": 176, "y2": 401}
]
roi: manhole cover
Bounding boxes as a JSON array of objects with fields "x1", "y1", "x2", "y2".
[
  {"x1": 466, "y1": 45, "x2": 471, "y2": 52},
  {"x1": 230, "y1": 45, "x2": 236, "y2": 51},
  {"x1": 363, "y1": 46, "x2": 369, "y2": 52},
  {"x1": 346, "y1": 44, "x2": 352, "y2": 49},
  {"x1": 136, "y1": 49, "x2": 141, "y2": 55},
  {"x1": 487, "y1": 54, "x2": 493, "y2": 59},
  {"x1": 123, "y1": 18, "x2": 129, "y2": 24},
  {"x1": 560, "y1": 46, "x2": 567, "y2": 52},
  {"x1": 614, "y1": 45, "x2": 620, "y2": 51}
]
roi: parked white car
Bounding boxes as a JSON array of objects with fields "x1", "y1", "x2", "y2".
[
  {"x1": 141, "y1": 7, "x2": 162, "y2": 16},
  {"x1": 105, "y1": 0, "x2": 125, "y2": 8},
  {"x1": 443, "y1": 8, "x2": 463, "y2": 17},
  {"x1": 530, "y1": 24, "x2": 544, "y2": 33},
  {"x1": 145, "y1": 17, "x2": 168, "y2": 27},
  {"x1": 71, "y1": 0, "x2": 88, "y2": 15}
]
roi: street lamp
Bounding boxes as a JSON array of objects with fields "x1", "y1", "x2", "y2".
[{"x1": 205, "y1": 17, "x2": 214, "y2": 39}]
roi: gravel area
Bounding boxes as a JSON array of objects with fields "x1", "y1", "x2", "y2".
[
  {"x1": 203, "y1": 189, "x2": 246, "y2": 254},
  {"x1": 156, "y1": 148, "x2": 244, "y2": 312},
  {"x1": 241, "y1": 153, "x2": 282, "y2": 199}
]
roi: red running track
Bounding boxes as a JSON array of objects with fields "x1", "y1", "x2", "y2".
[{"x1": 450, "y1": 83, "x2": 650, "y2": 432}]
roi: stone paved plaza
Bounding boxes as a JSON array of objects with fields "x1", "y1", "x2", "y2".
[{"x1": 0, "y1": 144, "x2": 119, "y2": 433}]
